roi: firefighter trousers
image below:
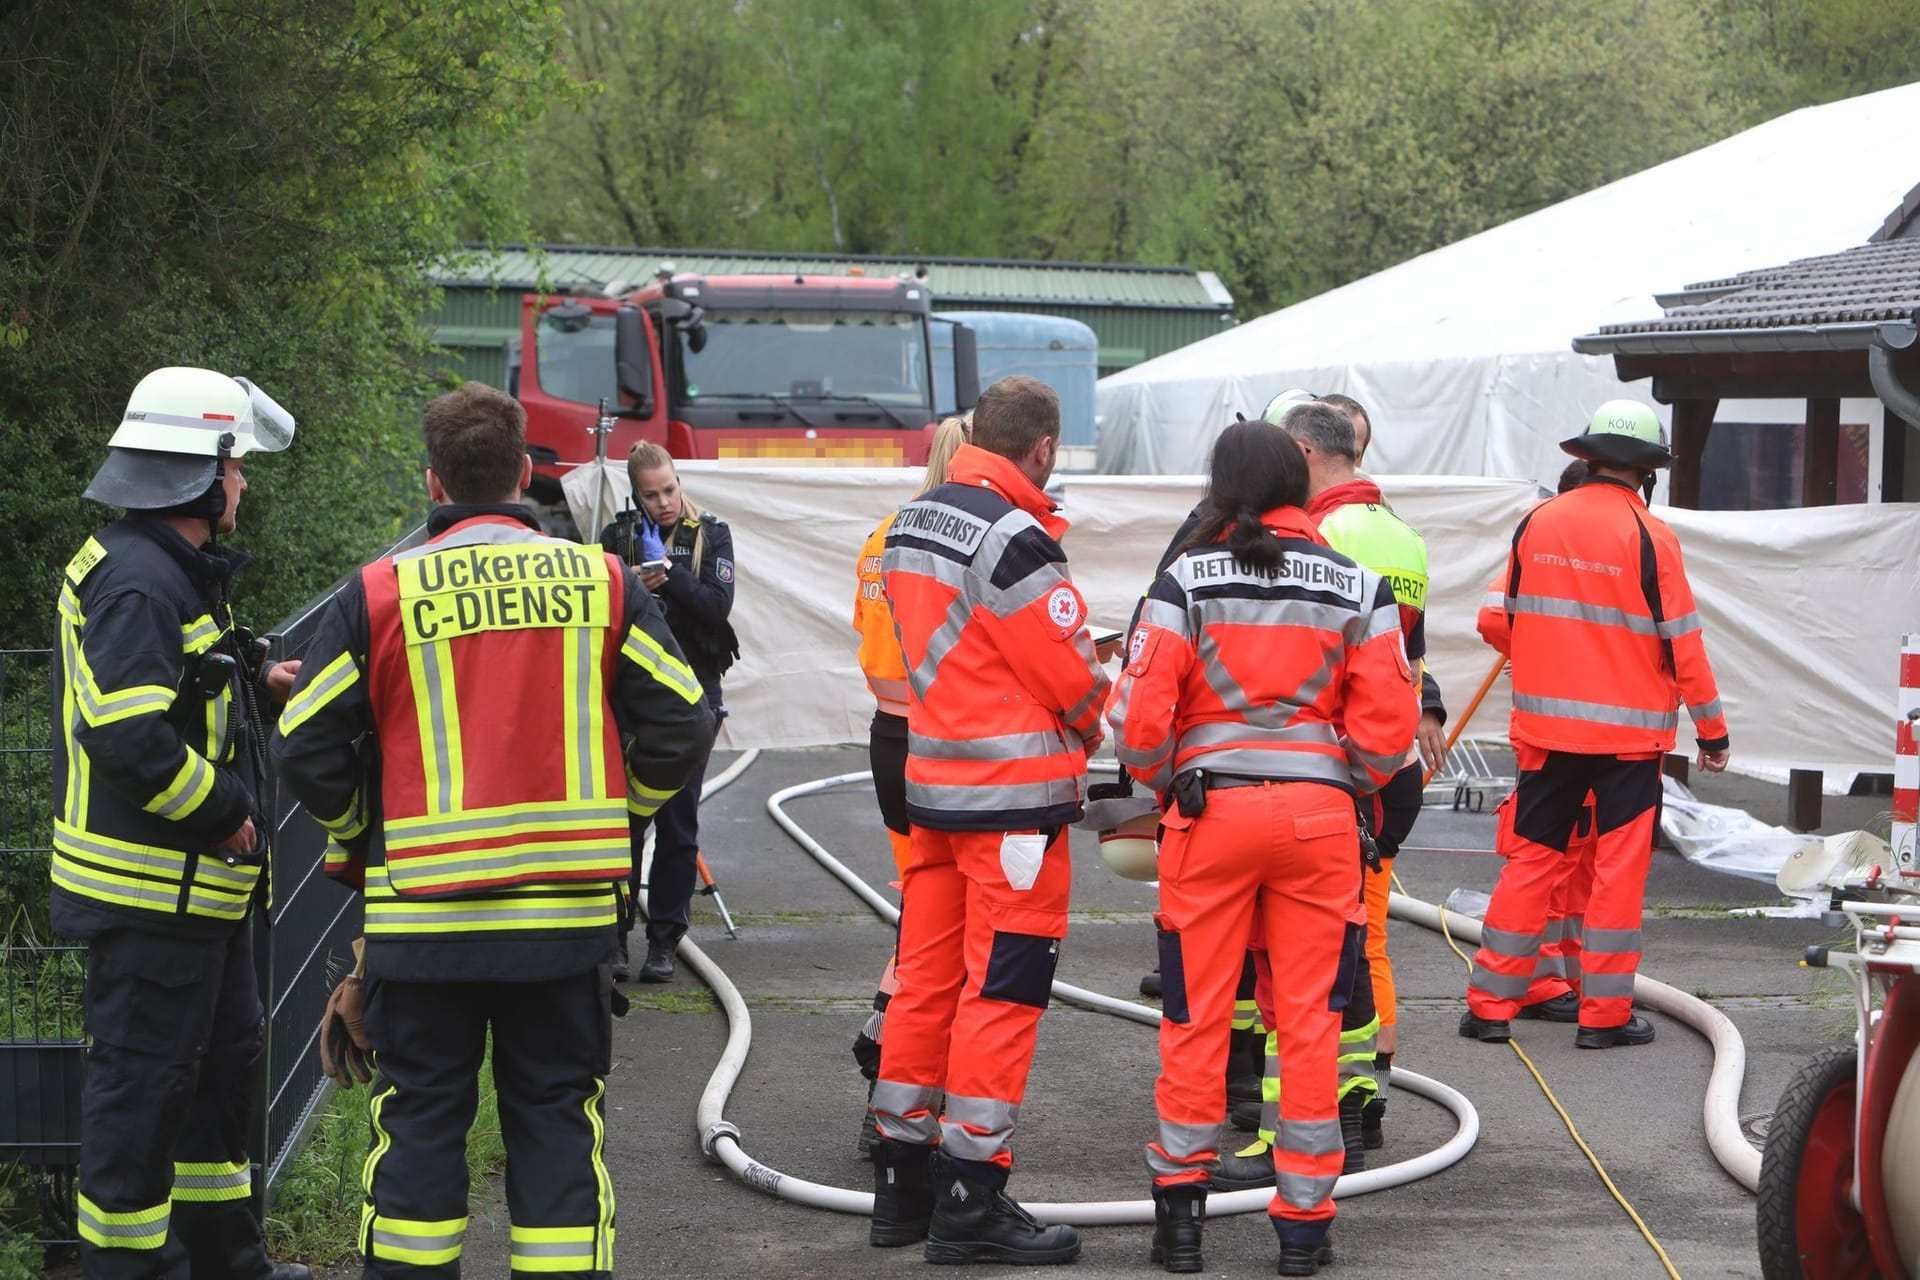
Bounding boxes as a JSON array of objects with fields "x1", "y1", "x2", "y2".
[
  {"x1": 1146, "y1": 783, "x2": 1362, "y2": 1237},
  {"x1": 1467, "y1": 746, "x2": 1661, "y2": 1028},
  {"x1": 854, "y1": 712, "x2": 913, "y2": 1078},
  {"x1": 871, "y1": 826, "x2": 1069, "y2": 1175},
  {"x1": 76, "y1": 920, "x2": 270, "y2": 1280},
  {"x1": 358, "y1": 971, "x2": 615, "y2": 1279},
  {"x1": 632, "y1": 696, "x2": 720, "y2": 947}
]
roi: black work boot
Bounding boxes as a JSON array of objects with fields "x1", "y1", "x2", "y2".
[
  {"x1": 267, "y1": 1265, "x2": 315, "y2": 1280},
  {"x1": 923, "y1": 1152, "x2": 1081, "y2": 1265},
  {"x1": 1274, "y1": 1220, "x2": 1334, "y2": 1277},
  {"x1": 1360, "y1": 1096, "x2": 1386, "y2": 1150},
  {"x1": 1575, "y1": 1014, "x2": 1656, "y2": 1049},
  {"x1": 857, "y1": 1080, "x2": 879, "y2": 1160},
  {"x1": 870, "y1": 1138, "x2": 935, "y2": 1247},
  {"x1": 1149, "y1": 1184, "x2": 1206, "y2": 1273},
  {"x1": 1227, "y1": 1026, "x2": 1264, "y2": 1109},
  {"x1": 1140, "y1": 966, "x2": 1163, "y2": 999},
  {"x1": 637, "y1": 939, "x2": 676, "y2": 983},
  {"x1": 1338, "y1": 1092, "x2": 1368, "y2": 1174},
  {"x1": 610, "y1": 932, "x2": 631, "y2": 983},
  {"x1": 1458, "y1": 1009, "x2": 1511, "y2": 1042},
  {"x1": 1519, "y1": 991, "x2": 1579, "y2": 1022},
  {"x1": 1209, "y1": 1135, "x2": 1274, "y2": 1191}
]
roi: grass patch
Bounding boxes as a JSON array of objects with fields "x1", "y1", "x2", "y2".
[
  {"x1": 265, "y1": 1041, "x2": 509, "y2": 1266},
  {"x1": 624, "y1": 988, "x2": 716, "y2": 1014}
]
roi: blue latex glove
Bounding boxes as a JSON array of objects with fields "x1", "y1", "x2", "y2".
[{"x1": 638, "y1": 516, "x2": 667, "y2": 564}]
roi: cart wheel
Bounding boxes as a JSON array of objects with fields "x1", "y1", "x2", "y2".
[{"x1": 1757, "y1": 1044, "x2": 1872, "y2": 1280}]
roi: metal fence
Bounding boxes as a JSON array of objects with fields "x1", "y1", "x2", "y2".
[{"x1": 0, "y1": 573, "x2": 368, "y2": 1244}]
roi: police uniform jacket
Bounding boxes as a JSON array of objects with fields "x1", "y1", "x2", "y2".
[
  {"x1": 601, "y1": 509, "x2": 738, "y2": 693},
  {"x1": 50, "y1": 514, "x2": 268, "y2": 940}
]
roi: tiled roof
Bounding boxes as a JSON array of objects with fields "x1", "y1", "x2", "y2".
[
  {"x1": 1574, "y1": 237, "x2": 1920, "y2": 352},
  {"x1": 433, "y1": 244, "x2": 1233, "y2": 312},
  {"x1": 1873, "y1": 180, "x2": 1920, "y2": 242}
]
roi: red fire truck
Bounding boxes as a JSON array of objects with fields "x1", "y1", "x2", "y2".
[{"x1": 507, "y1": 269, "x2": 978, "y2": 508}]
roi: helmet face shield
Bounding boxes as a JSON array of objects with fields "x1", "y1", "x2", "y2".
[{"x1": 106, "y1": 367, "x2": 297, "y2": 459}]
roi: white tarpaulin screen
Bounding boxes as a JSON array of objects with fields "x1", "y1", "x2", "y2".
[
  {"x1": 683, "y1": 464, "x2": 1920, "y2": 786},
  {"x1": 1095, "y1": 82, "x2": 1920, "y2": 489}
]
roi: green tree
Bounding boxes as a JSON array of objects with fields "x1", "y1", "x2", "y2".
[{"x1": 0, "y1": 2, "x2": 573, "y2": 649}]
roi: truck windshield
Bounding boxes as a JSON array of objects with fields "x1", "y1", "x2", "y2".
[
  {"x1": 533, "y1": 311, "x2": 616, "y2": 407},
  {"x1": 677, "y1": 309, "x2": 929, "y2": 408}
]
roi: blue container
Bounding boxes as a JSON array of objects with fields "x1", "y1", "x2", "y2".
[{"x1": 932, "y1": 311, "x2": 1099, "y2": 447}]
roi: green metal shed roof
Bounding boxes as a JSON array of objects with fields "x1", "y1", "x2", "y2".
[{"x1": 433, "y1": 244, "x2": 1234, "y2": 313}]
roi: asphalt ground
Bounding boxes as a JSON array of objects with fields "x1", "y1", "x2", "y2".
[{"x1": 336, "y1": 747, "x2": 1880, "y2": 1279}]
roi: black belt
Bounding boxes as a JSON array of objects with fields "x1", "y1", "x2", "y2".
[{"x1": 1193, "y1": 771, "x2": 1287, "y2": 792}]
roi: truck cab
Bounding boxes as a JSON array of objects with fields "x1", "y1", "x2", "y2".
[{"x1": 511, "y1": 271, "x2": 976, "y2": 505}]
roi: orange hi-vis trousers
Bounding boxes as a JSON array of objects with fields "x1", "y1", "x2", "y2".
[
  {"x1": 871, "y1": 826, "x2": 1070, "y2": 1170},
  {"x1": 1500, "y1": 791, "x2": 1600, "y2": 1006},
  {"x1": 1146, "y1": 783, "x2": 1363, "y2": 1231},
  {"x1": 1468, "y1": 745, "x2": 1661, "y2": 1029}
]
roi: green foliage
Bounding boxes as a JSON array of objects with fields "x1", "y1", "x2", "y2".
[
  {"x1": 266, "y1": 1047, "x2": 508, "y2": 1265},
  {"x1": 523, "y1": 0, "x2": 1920, "y2": 316},
  {"x1": 0, "y1": 2, "x2": 575, "y2": 649}
]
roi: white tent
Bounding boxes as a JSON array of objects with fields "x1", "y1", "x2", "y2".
[{"x1": 1096, "y1": 82, "x2": 1920, "y2": 485}]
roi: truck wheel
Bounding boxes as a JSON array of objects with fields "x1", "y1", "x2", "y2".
[{"x1": 1757, "y1": 1044, "x2": 1870, "y2": 1280}]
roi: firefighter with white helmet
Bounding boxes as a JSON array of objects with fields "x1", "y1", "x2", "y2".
[{"x1": 52, "y1": 367, "x2": 310, "y2": 1278}]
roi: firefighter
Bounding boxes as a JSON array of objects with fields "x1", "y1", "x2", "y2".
[
  {"x1": 848, "y1": 414, "x2": 970, "y2": 1157},
  {"x1": 50, "y1": 366, "x2": 310, "y2": 1280},
  {"x1": 867, "y1": 376, "x2": 1109, "y2": 1266},
  {"x1": 273, "y1": 381, "x2": 713, "y2": 1279},
  {"x1": 1461, "y1": 400, "x2": 1730, "y2": 1049},
  {"x1": 1477, "y1": 459, "x2": 1596, "y2": 1024},
  {"x1": 600, "y1": 441, "x2": 738, "y2": 983},
  {"x1": 1110, "y1": 419, "x2": 1417, "y2": 1276}
]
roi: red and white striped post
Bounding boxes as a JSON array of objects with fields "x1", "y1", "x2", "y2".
[{"x1": 1898, "y1": 633, "x2": 1919, "y2": 874}]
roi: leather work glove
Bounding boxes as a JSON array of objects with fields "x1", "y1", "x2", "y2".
[
  {"x1": 638, "y1": 516, "x2": 667, "y2": 564},
  {"x1": 319, "y1": 937, "x2": 372, "y2": 1087}
]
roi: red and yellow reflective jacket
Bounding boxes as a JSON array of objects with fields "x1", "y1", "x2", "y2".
[
  {"x1": 1107, "y1": 506, "x2": 1418, "y2": 798},
  {"x1": 882, "y1": 444, "x2": 1111, "y2": 831},
  {"x1": 1493, "y1": 477, "x2": 1728, "y2": 755},
  {"x1": 853, "y1": 513, "x2": 910, "y2": 718}
]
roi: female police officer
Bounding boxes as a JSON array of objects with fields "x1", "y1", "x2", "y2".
[
  {"x1": 1107, "y1": 420, "x2": 1416, "y2": 1275},
  {"x1": 602, "y1": 442, "x2": 739, "y2": 982}
]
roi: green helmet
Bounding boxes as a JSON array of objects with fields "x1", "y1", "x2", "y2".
[{"x1": 1560, "y1": 399, "x2": 1671, "y2": 470}]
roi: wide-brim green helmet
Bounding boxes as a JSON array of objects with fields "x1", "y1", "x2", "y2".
[{"x1": 1561, "y1": 399, "x2": 1672, "y2": 470}]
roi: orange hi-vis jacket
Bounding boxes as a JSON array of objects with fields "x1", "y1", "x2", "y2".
[
  {"x1": 881, "y1": 443, "x2": 1111, "y2": 831},
  {"x1": 1492, "y1": 477, "x2": 1729, "y2": 755},
  {"x1": 853, "y1": 512, "x2": 911, "y2": 718},
  {"x1": 1109, "y1": 506, "x2": 1419, "y2": 798}
]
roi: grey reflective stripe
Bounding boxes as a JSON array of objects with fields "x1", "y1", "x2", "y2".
[
  {"x1": 385, "y1": 843, "x2": 626, "y2": 884},
  {"x1": 1137, "y1": 596, "x2": 1190, "y2": 637},
  {"x1": 1480, "y1": 589, "x2": 1504, "y2": 610},
  {"x1": 945, "y1": 1093, "x2": 1018, "y2": 1134},
  {"x1": 905, "y1": 589, "x2": 973, "y2": 699},
  {"x1": 1689, "y1": 697, "x2": 1724, "y2": 722},
  {"x1": 942, "y1": 1093, "x2": 1019, "y2": 1161},
  {"x1": 1477, "y1": 926, "x2": 1540, "y2": 959},
  {"x1": 1177, "y1": 722, "x2": 1342, "y2": 752},
  {"x1": 1357, "y1": 596, "x2": 1402, "y2": 645},
  {"x1": 172, "y1": 1170, "x2": 250, "y2": 1194},
  {"x1": 575, "y1": 625, "x2": 596, "y2": 800},
  {"x1": 187, "y1": 856, "x2": 257, "y2": 891},
  {"x1": 513, "y1": 1240, "x2": 593, "y2": 1260},
  {"x1": 1658, "y1": 611, "x2": 1702, "y2": 638},
  {"x1": 77, "y1": 1203, "x2": 170, "y2": 1240},
  {"x1": 1468, "y1": 965, "x2": 1533, "y2": 999},
  {"x1": 1582, "y1": 928, "x2": 1643, "y2": 953},
  {"x1": 1348, "y1": 742, "x2": 1406, "y2": 784},
  {"x1": 71, "y1": 674, "x2": 172, "y2": 725},
  {"x1": 1277, "y1": 1170, "x2": 1339, "y2": 1211},
  {"x1": 911, "y1": 730, "x2": 1061, "y2": 762},
  {"x1": 420, "y1": 641, "x2": 454, "y2": 812},
  {"x1": 1191, "y1": 595, "x2": 1364, "y2": 634},
  {"x1": 1581, "y1": 972, "x2": 1637, "y2": 998},
  {"x1": 1173, "y1": 748, "x2": 1350, "y2": 788},
  {"x1": 872, "y1": 1080, "x2": 940, "y2": 1119},
  {"x1": 1277, "y1": 1117, "x2": 1342, "y2": 1156},
  {"x1": 906, "y1": 778, "x2": 1076, "y2": 812},
  {"x1": 387, "y1": 803, "x2": 628, "y2": 842},
  {"x1": 1513, "y1": 694, "x2": 1677, "y2": 731},
  {"x1": 50, "y1": 860, "x2": 183, "y2": 912},
  {"x1": 372, "y1": 1226, "x2": 466, "y2": 1252},
  {"x1": 883, "y1": 544, "x2": 969, "y2": 592},
  {"x1": 1563, "y1": 915, "x2": 1586, "y2": 940},
  {"x1": 1541, "y1": 920, "x2": 1565, "y2": 944},
  {"x1": 1152, "y1": 1119, "x2": 1221, "y2": 1159},
  {"x1": 210, "y1": 692, "x2": 228, "y2": 761},
  {"x1": 1508, "y1": 593, "x2": 1659, "y2": 636},
  {"x1": 1536, "y1": 954, "x2": 1567, "y2": 979},
  {"x1": 285, "y1": 653, "x2": 358, "y2": 724},
  {"x1": 1060, "y1": 675, "x2": 1104, "y2": 730},
  {"x1": 1113, "y1": 738, "x2": 1172, "y2": 771},
  {"x1": 860, "y1": 1007, "x2": 886, "y2": 1042},
  {"x1": 364, "y1": 902, "x2": 614, "y2": 926}
]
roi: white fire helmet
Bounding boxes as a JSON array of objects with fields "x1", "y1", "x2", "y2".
[
  {"x1": 1077, "y1": 784, "x2": 1162, "y2": 882},
  {"x1": 85, "y1": 367, "x2": 296, "y2": 510}
]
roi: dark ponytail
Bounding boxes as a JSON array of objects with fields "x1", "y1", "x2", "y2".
[{"x1": 1177, "y1": 420, "x2": 1311, "y2": 573}]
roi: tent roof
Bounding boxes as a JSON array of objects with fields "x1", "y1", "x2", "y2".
[{"x1": 1103, "y1": 81, "x2": 1920, "y2": 385}]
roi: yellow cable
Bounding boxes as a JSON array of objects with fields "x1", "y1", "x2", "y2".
[{"x1": 1396, "y1": 870, "x2": 1685, "y2": 1280}]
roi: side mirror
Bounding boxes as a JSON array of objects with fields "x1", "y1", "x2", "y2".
[
  {"x1": 615, "y1": 304, "x2": 653, "y2": 417},
  {"x1": 952, "y1": 323, "x2": 980, "y2": 412}
]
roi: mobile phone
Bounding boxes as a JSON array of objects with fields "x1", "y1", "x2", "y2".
[
  {"x1": 1091, "y1": 628, "x2": 1125, "y2": 648},
  {"x1": 639, "y1": 558, "x2": 671, "y2": 574}
]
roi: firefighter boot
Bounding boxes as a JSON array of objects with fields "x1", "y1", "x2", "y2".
[
  {"x1": 269, "y1": 1266, "x2": 315, "y2": 1280},
  {"x1": 1209, "y1": 1136, "x2": 1274, "y2": 1191},
  {"x1": 870, "y1": 1138, "x2": 935, "y2": 1247},
  {"x1": 1274, "y1": 1219, "x2": 1334, "y2": 1277},
  {"x1": 1149, "y1": 1184, "x2": 1205, "y2": 1274},
  {"x1": 637, "y1": 939, "x2": 676, "y2": 983},
  {"x1": 857, "y1": 1080, "x2": 879, "y2": 1160},
  {"x1": 1519, "y1": 991, "x2": 1579, "y2": 1022},
  {"x1": 1458, "y1": 1009, "x2": 1511, "y2": 1042},
  {"x1": 1226, "y1": 1026, "x2": 1263, "y2": 1112},
  {"x1": 1575, "y1": 1014, "x2": 1657, "y2": 1049},
  {"x1": 1339, "y1": 1091, "x2": 1368, "y2": 1174},
  {"x1": 1361, "y1": 1096, "x2": 1386, "y2": 1151},
  {"x1": 923, "y1": 1153, "x2": 1081, "y2": 1265},
  {"x1": 611, "y1": 932, "x2": 631, "y2": 983}
]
